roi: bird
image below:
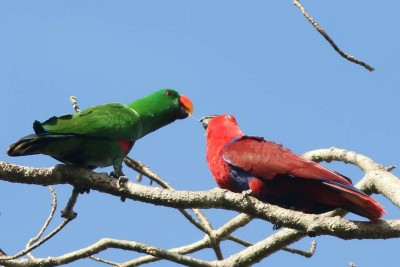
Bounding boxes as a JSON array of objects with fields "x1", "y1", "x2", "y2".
[
  {"x1": 200, "y1": 114, "x2": 385, "y2": 221},
  {"x1": 7, "y1": 89, "x2": 193, "y2": 180}
]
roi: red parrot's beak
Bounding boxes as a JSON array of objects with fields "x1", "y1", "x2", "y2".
[{"x1": 179, "y1": 94, "x2": 193, "y2": 117}]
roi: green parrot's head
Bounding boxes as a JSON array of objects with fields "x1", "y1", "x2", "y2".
[
  {"x1": 128, "y1": 89, "x2": 193, "y2": 136},
  {"x1": 153, "y1": 88, "x2": 193, "y2": 119},
  {"x1": 130, "y1": 88, "x2": 193, "y2": 119}
]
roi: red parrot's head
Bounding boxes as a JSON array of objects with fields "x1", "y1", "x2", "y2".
[{"x1": 200, "y1": 114, "x2": 244, "y2": 140}]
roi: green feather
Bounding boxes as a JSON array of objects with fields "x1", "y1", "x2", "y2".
[
  {"x1": 41, "y1": 103, "x2": 143, "y2": 140},
  {"x1": 7, "y1": 89, "x2": 192, "y2": 175}
]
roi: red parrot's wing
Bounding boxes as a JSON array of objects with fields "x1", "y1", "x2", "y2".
[{"x1": 222, "y1": 136, "x2": 352, "y2": 185}]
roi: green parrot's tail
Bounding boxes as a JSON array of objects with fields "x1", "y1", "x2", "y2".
[{"x1": 7, "y1": 133, "x2": 72, "y2": 156}]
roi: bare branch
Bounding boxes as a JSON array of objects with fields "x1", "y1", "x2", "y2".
[
  {"x1": 283, "y1": 240, "x2": 317, "y2": 258},
  {"x1": 123, "y1": 213, "x2": 253, "y2": 266},
  {"x1": 26, "y1": 186, "x2": 57, "y2": 259},
  {"x1": 0, "y1": 217, "x2": 72, "y2": 262},
  {"x1": 227, "y1": 235, "x2": 317, "y2": 258},
  {"x1": 1, "y1": 145, "x2": 399, "y2": 266},
  {"x1": 121, "y1": 238, "x2": 209, "y2": 267},
  {"x1": 1, "y1": 239, "x2": 213, "y2": 267},
  {"x1": 123, "y1": 156, "x2": 222, "y2": 259},
  {"x1": 386, "y1": 165, "x2": 396, "y2": 172},
  {"x1": 124, "y1": 157, "x2": 212, "y2": 232},
  {"x1": 1, "y1": 161, "x2": 399, "y2": 240},
  {"x1": 219, "y1": 228, "x2": 304, "y2": 266},
  {"x1": 69, "y1": 96, "x2": 81, "y2": 112},
  {"x1": 293, "y1": 0, "x2": 375, "y2": 71},
  {"x1": 89, "y1": 255, "x2": 120, "y2": 266},
  {"x1": 61, "y1": 188, "x2": 80, "y2": 220}
]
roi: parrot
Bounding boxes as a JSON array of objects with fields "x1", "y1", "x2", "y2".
[
  {"x1": 7, "y1": 89, "x2": 193, "y2": 180},
  {"x1": 200, "y1": 114, "x2": 385, "y2": 221}
]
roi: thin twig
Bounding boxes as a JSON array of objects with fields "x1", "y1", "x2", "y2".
[
  {"x1": 386, "y1": 165, "x2": 397, "y2": 172},
  {"x1": 69, "y1": 96, "x2": 81, "y2": 112},
  {"x1": 25, "y1": 186, "x2": 57, "y2": 259},
  {"x1": 123, "y1": 158, "x2": 213, "y2": 231},
  {"x1": 227, "y1": 235, "x2": 317, "y2": 258},
  {"x1": 226, "y1": 235, "x2": 252, "y2": 247},
  {"x1": 0, "y1": 218, "x2": 73, "y2": 261},
  {"x1": 293, "y1": 0, "x2": 375, "y2": 71},
  {"x1": 121, "y1": 238, "x2": 209, "y2": 266},
  {"x1": 89, "y1": 255, "x2": 120, "y2": 266},
  {"x1": 283, "y1": 240, "x2": 317, "y2": 258},
  {"x1": 2, "y1": 238, "x2": 213, "y2": 267},
  {"x1": 124, "y1": 157, "x2": 222, "y2": 258},
  {"x1": 122, "y1": 214, "x2": 253, "y2": 266}
]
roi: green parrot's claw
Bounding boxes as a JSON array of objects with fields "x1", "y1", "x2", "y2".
[
  {"x1": 75, "y1": 186, "x2": 90, "y2": 194},
  {"x1": 118, "y1": 176, "x2": 129, "y2": 187},
  {"x1": 273, "y1": 222, "x2": 283, "y2": 230},
  {"x1": 109, "y1": 171, "x2": 119, "y2": 179}
]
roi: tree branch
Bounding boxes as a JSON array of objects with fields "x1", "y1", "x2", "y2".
[
  {"x1": 293, "y1": 0, "x2": 375, "y2": 71},
  {"x1": 1, "y1": 147, "x2": 399, "y2": 266},
  {"x1": 0, "y1": 160, "x2": 399, "y2": 240},
  {"x1": 26, "y1": 186, "x2": 57, "y2": 259},
  {"x1": 1, "y1": 239, "x2": 213, "y2": 267}
]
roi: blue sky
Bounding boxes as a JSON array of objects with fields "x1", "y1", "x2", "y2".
[{"x1": 1, "y1": 1, "x2": 399, "y2": 266}]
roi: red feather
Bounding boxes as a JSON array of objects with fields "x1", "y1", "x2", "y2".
[
  {"x1": 223, "y1": 136, "x2": 352, "y2": 184},
  {"x1": 204, "y1": 114, "x2": 385, "y2": 221},
  {"x1": 116, "y1": 140, "x2": 134, "y2": 154}
]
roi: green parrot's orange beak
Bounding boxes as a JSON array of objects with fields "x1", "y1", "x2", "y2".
[{"x1": 179, "y1": 94, "x2": 193, "y2": 116}]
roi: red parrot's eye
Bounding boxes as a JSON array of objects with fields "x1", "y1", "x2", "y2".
[
  {"x1": 225, "y1": 115, "x2": 232, "y2": 119},
  {"x1": 165, "y1": 91, "x2": 172, "y2": 97}
]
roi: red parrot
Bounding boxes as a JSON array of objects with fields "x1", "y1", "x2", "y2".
[{"x1": 200, "y1": 114, "x2": 385, "y2": 221}]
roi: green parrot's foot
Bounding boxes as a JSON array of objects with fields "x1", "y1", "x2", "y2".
[
  {"x1": 61, "y1": 209, "x2": 78, "y2": 220},
  {"x1": 109, "y1": 171, "x2": 129, "y2": 186},
  {"x1": 118, "y1": 176, "x2": 129, "y2": 187},
  {"x1": 273, "y1": 221, "x2": 283, "y2": 230},
  {"x1": 75, "y1": 186, "x2": 90, "y2": 194},
  {"x1": 109, "y1": 171, "x2": 128, "y2": 201},
  {"x1": 109, "y1": 171, "x2": 119, "y2": 179}
]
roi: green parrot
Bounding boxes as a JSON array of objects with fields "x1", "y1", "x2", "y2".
[{"x1": 7, "y1": 89, "x2": 193, "y2": 179}]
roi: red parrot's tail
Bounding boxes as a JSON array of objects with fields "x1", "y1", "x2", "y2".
[{"x1": 323, "y1": 180, "x2": 385, "y2": 221}]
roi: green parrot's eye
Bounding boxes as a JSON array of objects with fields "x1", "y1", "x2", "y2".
[{"x1": 165, "y1": 90, "x2": 172, "y2": 97}]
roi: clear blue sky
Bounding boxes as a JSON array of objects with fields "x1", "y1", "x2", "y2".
[{"x1": 1, "y1": 1, "x2": 399, "y2": 266}]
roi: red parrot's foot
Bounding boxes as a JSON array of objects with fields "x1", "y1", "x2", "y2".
[{"x1": 241, "y1": 189, "x2": 256, "y2": 199}]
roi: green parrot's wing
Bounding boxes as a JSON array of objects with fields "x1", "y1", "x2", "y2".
[{"x1": 40, "y1": 103, "x2": 142, "y2": 140}]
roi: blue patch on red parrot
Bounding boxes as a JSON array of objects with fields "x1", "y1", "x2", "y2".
[{"x1": 227, "y1": 165, "x2": 251, "y2": 192}]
